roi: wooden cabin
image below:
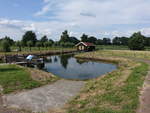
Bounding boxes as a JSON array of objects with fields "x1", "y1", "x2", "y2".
[{"x1": 75, "y1": 42, "x2": 95, "y2": 51}]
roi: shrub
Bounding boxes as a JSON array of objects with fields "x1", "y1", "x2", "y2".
[
  {"x1": 128, "y1": 32, "x2": 145, "y2": 50},
  {"x1": 1, "y1": 40, "x2": 11, "y2": 52}
]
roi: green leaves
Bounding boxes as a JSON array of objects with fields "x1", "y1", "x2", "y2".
[{"x1": 128, "y1": 32, "x2": 145, "y2": 50}]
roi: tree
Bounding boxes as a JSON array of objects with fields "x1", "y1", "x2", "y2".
[
  {"x1": 112, "y1": 37, "x2": 129, "y2": 46},
  {"x1": 69, "y1": 36, "x2": 80, "y2": 44},
  {"x1": 16, "y1": 41, "x2": 22, "y2": 51},
  {"x1": 88, "y1": 36, "x2": 97, "y2": 44},
  {"x1": 112, "y1": 37, "x2": 121, "y2": 45},
  {"x1": 53, "y1": 41, "x2": 59, "y2": 46},
  {"x1": 49, "y1": 39, "x2": 54, "y2": 44},
  {"x1": 36, "y1": 42, "x2": 42, "y2": 50},
  {"x1": 128, "y1": 32, "x2": 145, "y2": 50},
  {"x1": 27, "y1": 41, "x2": 33, "y2": 51},
  {"x1": 40, "y1": 35, "x2": 48, "y2": 46},
  {"x1": 1, "y1": 40, "x2": 11, "y2": 52},
  {"x1": 102, "y1": 38, "x2": 111, "y2": 45},
  {"x1": 22, "y1": 31, "x2": 37, "y2": 46},
  {"x1": 144, "y1": 37, "x2": 150, "y2": 46},
  {"x1": 96, "y1": 39, "x2": 103, "y2": 45},
  {"x1": 80, "y1": 34, "x2": 88, "y2": 42},
  {"x1": 41, "y1": 35, "x2": 48, "y2": 42},
  {"x1": 59, "y1": 30, "x2": 71, "y2": 42},
  {"x1": 120, "y1": 37, "x2": 129, "y2": 46},
  {"x1": 44, "y1": 42, "x2": 53, "y2": 48},
  {"x1": 0, "y1": 36, "x2": 14, "y2": 46}
]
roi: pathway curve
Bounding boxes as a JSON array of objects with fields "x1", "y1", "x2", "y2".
[
  {"x1": 2, "y1": 79, "x2": 85, "y2": 113},
  {"x1": 137, "y1": 59, "x2": 150, "y2": 113}
]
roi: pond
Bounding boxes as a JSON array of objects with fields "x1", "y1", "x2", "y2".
[{"x1": 44, "y1": 54, "x2": 117, "y2": 80}]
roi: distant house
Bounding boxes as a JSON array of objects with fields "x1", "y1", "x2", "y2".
[{"x1": 75, "y1": 42, "x2": 95, "y2": 51}]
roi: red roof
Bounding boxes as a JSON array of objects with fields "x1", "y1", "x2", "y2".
[
  {"x1": 83, "y1": 42, "x2": 94, "y2": 46},
  {"x1": 75, "y1": 42, "x2": 95, "y2": 47}
]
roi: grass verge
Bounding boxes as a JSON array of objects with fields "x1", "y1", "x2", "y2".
[
  {"x1": 0, "y1": 64, "x2": 59, "y2": 94},
  {"x1": 65, "y1": 51, "x2": 148, "y2": 113},
  {"x1": 94, "y1": 50, "x2": 150, "y2": 60}
]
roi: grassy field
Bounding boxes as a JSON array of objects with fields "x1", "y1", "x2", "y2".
[
  {"x1": 0, "y1": 46, "x2": 75, "y2": 56},
  {"x1": 94, "y1": 50, "x2": 150, "y2": 60},
  {"x1": 97, "y1": 45, "x2": 129, "y2": 50},
  {"x1": 65, "y1": 51, "x2": 149, "y2": 113},
  {"x1": 96, "y1": 45, "x2": 150, "y2": 50},
  {"x1": 0, "y1": 64, "x2": 58, "y2": 94}
]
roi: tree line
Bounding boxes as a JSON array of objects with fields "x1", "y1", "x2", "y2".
[{"x1": 0, "y1": 30, "x2": 149, "y2": 52}]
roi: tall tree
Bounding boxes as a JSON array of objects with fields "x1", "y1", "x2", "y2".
[
  {"x1": 102, "y1": 38, "x2": 111, "y2": 45},
  {"x1": 59, "y1": 30, "x2": 70, "y2": 42},
  {"x1": 0, "y1": 36, "x2": 14, "y2": 46},
  {"x1": 27, "y1": 41, "x2": 33, "y2": 51},
  {"x1": 40, "y1": 35, "x2": 48, "y2": 46},
  {"x1": 49, "y1": 39, "x2": 54, "y2": 44},
  {"x1": 88, "y1": 36, "x2": 97, "y2": 44},
  {"x1": 16, "y1": 41, "x2": 22, "y2": 51},
  {"x1": 96, "y1": 39, "x2": 103, "y2": 45},
  {"x1": 69, "y1": 36, "x2": 80, "y2": 44},
  {"x1": 128, "y1": 32, "x2": 145, "y2": 50},
  {"x1": 112, "y1": 37, "x2": 121, "y2": 45},
  {"x1": 80, "y1": 34, "x2": 88, "y2": 42},
  {"x1": 144, "y1": 37, "x2": 150, "y2": 46},
  {"x1": 36, "y1": 42, "x2": 42, "y2": 50},
  {"x1": 1, "y1": 40, "x2": 11, "y2": 52},
  {"x1": 22, "y1": 31, "x2": 37, "y2": 46},
  {"x1": 120, "y1": 37, "x2": 129, "y2": 46}
]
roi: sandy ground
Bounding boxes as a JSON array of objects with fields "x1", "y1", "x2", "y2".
[
  {"x1": 0, "y1": 94, "x2": 28, "y2": 113},
  {"x1": 2, "y1": 80, "x2": 85, "y2": 113}
]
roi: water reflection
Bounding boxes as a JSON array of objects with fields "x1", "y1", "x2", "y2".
[
  {"x1": 76, "y1": 59, "x2": 89, "y2": 64},
  {"x1": 59, "y1": 54, "x2": 73, "y2": 69},
  {"x1": 44, "y1": 54, "x2": 117, "y2": 80},
  {"x1": 54, "y1": 56, "x2": 58, "y2": 62}
]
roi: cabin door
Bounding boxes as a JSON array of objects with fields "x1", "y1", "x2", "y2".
[{"x1": 79, "y1": 46, "x2": 84, "y2": 50}]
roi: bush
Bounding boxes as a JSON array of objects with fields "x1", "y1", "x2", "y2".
[
  {"x1": 128, "y1": 32, "x2": 145, "y2": 50},
  {"x1": 1, "y1": 40, "x2": 11, "y2": 52}
]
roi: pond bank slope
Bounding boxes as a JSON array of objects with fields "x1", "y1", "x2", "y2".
[{"x1": 65, "y1": 51, "x2": 148, "y2": 113}]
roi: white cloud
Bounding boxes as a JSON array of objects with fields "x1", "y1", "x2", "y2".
[{"x1": 1, "y1": 0, "x2": 150, "y2": 40}]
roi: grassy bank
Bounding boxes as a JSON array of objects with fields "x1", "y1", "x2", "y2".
[
  {"x1": 0, "y1": 64, "x2": 58, "y2": 94},
  {"x1": 66, "y1": 51, "x2": 149, "y2": 113},
  {"x1": 96, "y1": 45, "x2": 150, "y2": 51},
  {"x1": 0, "y1": 47, "x2": 75, "y2": 57},
  {"x1": 93, "y1": 50, "x2": 150, "y2": 60}
]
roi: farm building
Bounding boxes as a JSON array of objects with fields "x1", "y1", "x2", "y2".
[{"x1": 75, "y1": 42, "x2": 95, "y2": 51}]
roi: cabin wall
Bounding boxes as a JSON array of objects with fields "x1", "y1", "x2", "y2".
[
  {"x1": 77, "y1": 43, "x2": 86, "y2": 51},
  {"x1": 76, "y1": 43, "x2": 95, "y2": 51}
]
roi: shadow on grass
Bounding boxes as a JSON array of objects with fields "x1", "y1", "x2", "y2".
[{"x1": 0, "y1": 68, "x2": 20, "y2": 72}]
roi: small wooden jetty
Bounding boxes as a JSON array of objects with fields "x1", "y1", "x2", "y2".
[{"x1": 15, "y1": 60, "x2": 45, "y2": 69}]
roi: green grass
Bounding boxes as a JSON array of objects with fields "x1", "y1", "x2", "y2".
[
  {"x1": 66, "y1": 51, "x2": 149, "y2": 113},
  {"x1": 0, "y1": 46, "x2": 75, "y2": 57},
  {"x1": 95, "y1": 50, "x2": 150, "y2": 60},
  {"x1": 96, "y1": 45, "x2": 150, "y2": 51},
  {"x1": 97, "y1": 45, "x2": 129, "y2": 50},
  {"x1": 0, "y1": 64, "x2": 41, "y2": 94}
]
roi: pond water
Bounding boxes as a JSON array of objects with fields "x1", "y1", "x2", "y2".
[{"x1": 44, "y1": 54, "x2": 117, "y2": 80}]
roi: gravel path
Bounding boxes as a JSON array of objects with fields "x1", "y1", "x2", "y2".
[{"x1": 2, "y1": 80, "x2": 85, "y2": 113}]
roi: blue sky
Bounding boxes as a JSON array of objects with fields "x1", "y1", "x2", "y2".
[
  {"x1": 0, "y1": 0, "x2": 150, "y2": 40},
  {"x1": 0, "y1": 0, "x2": 43, "y2": 20}
]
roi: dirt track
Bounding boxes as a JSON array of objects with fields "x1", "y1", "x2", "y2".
[{"x1": 2, "y1": 80, "x2": 85, "y2": 113}]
